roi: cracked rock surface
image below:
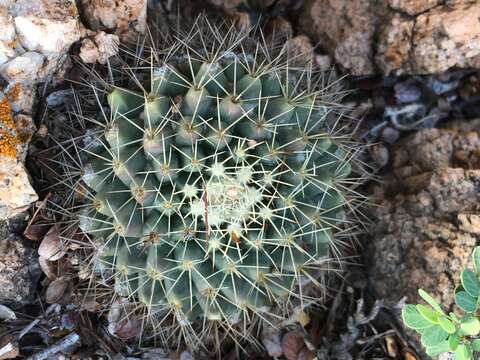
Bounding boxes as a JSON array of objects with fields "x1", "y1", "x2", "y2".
[
  {"x1": 0, "y1": 216, "x2": 40, "y2": 307},
  {"x1": 368, "y1": 123, "x2": 480, "y2": 308},
  {"x1": 301, "y1": 0, "x2": 480, "y2": 75}
]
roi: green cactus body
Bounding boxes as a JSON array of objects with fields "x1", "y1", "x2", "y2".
[{"x1": 76, "y1": 19, "x2": 355, "y2": 338}]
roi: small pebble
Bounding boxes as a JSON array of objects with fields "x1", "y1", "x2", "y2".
[{"x1": 394, "y1": 82, "x2": 422, "y2": 104}]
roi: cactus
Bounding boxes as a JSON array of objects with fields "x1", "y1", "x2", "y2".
[{"x1": 69, "y1": 17, "x2": 362, "y2": 349}]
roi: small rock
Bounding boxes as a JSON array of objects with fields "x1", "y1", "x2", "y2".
[
  {"x1": 0, "y1": 305, "x2": 15, "y2": 320},
  {"x1": 0, "y1": 224, "x2": 40, "y2": 307},
  {"x1": 394, "y1": 81, "x2": 421, "y2": 104},
  {"x1": 301, "y1": 0, "x2": 391, "y2": 75},
  {"x1": 370, "y1": 144, "x2": 389, "y2": 168},
  {"x1": 315, "y1": 54, "x2": 332, "y2": 71},
  {"x1": 11, "y1": 0, "x2": 80, "y2": 55},
  {"x1": 79, "y1": 0, "x2": 147, "y2": 41},
  {"x1": 389, "y1": 0, "x2": 440, "y2": 16},
  {"x1": 0, "y1": 51, "x2": 45, "y2": 83},
  {"x1": 5, "y1": 82, "x2": 36, "y2": 114},
  {"x1": 265, "y1": 17, "x2": 292, "y2": 39},
  {"x1": 385, "y1": 103, "x2": 427, "y2": 130},
  {"x1": 13, "y1": 114, "x2": 36, "y2": 161},
  {"x1": 0, "y1": 157, "x2": 37, "y2": 220},
  {"x1": 283, "y1": 35, "x2": 314, "y2": 65},
  {"x1": 46, "y1": 89, "x2": 74, "y2": 110},
  {"x1": 381, "y1": 126, "x2": 400, "y2": 144},
  {"x1": 79, "y1": 32, "x2": 120, "y2": 65},
  {"x1": 78, "y1": 38, "x2": 99, "y2": 64}
]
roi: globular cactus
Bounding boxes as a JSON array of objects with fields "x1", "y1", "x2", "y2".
[{"x1": 71, "y1": 17, "x2": 360, "y2": 348}]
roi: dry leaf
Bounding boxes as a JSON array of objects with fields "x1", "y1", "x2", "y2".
[
  {"x1": 80, "y1": 299, "x2": 101, "y2": 312},
  {"x1": 38, "y1": 225, "x2": 65, "y2": 261},
  {"x1": 45, "y1": 277, "x2": 69, "y2": 304},
  {"x1": 39, "y1": 256, "x2": 58, "y2": 280},
  {"x1": 23, "y1": 223, "x2": 50, "y2": 241},
  {"x1": 107, "y1": 299, "x2": 141, "y2": 340},
  {"x1": 404, "y1": 350, "x2": 419, "y2": 360},
  {"x1": 386, "y1": 335, "x2": 399, "y2": 357},
  {"x1": 0, "y1": 342, "x2": 18, "y2": 360},
  {"x1": 0, "y1": 336, "x2": 18, "y2": 360},
  {"x1": 282, "y1": 331, "x2": 305, "y2": 360}
]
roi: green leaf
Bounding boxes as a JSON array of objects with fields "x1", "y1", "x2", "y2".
[
  {"x1": 473, "y1": 247, "x2": 480, "y2": 274},
  {"x1": 421, "y1": 325, "x2": 449, "y2": 347},
  {"x1": 426, "y1": 341, "x2": 450, "y2": 357},
  {"x1": 450, "y1": 312, "x2": 460, "y2": 323},
  {"x1": 472, "y1": 338, "x2": 480, "y2": 352},
  {"x1": 416, "y1": 304, "x2": 440, "y2": 324},
  {"x1": 402, "y1": 304, "x2": 433, "y2": 330},
  {"x1": 454, "y1": 344, "x2": 472, "y2": 360},
  {"x1": 418, "y1": 325, "x2": 436, "y2": 335},
  {"x1": 455, "y1": 291, "x2": 477, "y2": 313},
  {"x1": 461, "y1": 269, "x2": 480, "y2": 297},
  {"x1": 449, "y1": 334, "x2": 460, "y2": 351},
  {"x1": 419, "y1": 289, "x2": 444, "y2": 314},
  {"x1": 439, "y1": 316, "x2": 456, "y2": 334},
  {"x1": 460, "y1": 316, "x2": 480, "y2": 336}
]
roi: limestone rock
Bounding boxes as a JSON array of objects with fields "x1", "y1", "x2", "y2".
[
  {"x1": 412, "y1": 3, "x2": 480, "y2": 74},
  {"x1": 0, "y1": 93, "x2": 37, "y2": 220},
  {"x1": 0, "y1": 157, "x2": 37, "y2": 220},
  {"x1": 377, "y1": 2, "x2": 480, "y2": 74},
  {"x1": 79, "y1": 0, "x2": 146, "y2": 41},
  {"x1": 300, "y1": 0, "x2": 388, "y2": 76},
  {"x1": 0, "y1": 0, "x2": 81, "y2": 116},
  {"x1": 388, "y1": 0, "x2": 441, "y2": 16},
  {"x1": 375, "y1": 13, "x2": 414, "y2": 75},
  {"x1": 0, "y1": 52, "x2": 45, "y2": 83},
  {"x1": 369, "y1": 124, "x2": 480, "y2": 308},
  {"x1": 0, "y1": 218, "x2": 40, "y2": 307},
  {"x1": 10, "y1": 0, "x2": 80, "y2": 56},
  {"x1": 79, "y1": 32, "x2": 120, "y2": 65},
  {"x1": 301, "y1": 0, "x2": 480, "y2": 75}
]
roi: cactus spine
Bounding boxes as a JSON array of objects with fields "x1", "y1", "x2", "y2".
[{"x1": 67, "y1": 16, "x2": 362, "y2": 349}]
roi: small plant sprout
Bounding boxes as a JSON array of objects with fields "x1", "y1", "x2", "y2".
[{"x1": 402, "y1": 247, "x2": 480, "y2": 360}]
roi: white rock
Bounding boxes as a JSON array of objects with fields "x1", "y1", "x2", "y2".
[
  {"x1": 13, "y1": 15, "x2": 79, "y2": 55},
  {"x1": 79, "y1": 38, "x2": 100, "y2": 64},
  {"x1": 79, "y1": 0, "x2": 146, "y2": 40},
  {"x1": 0, "y1": 51, "x2": 44, "y2": 83},
  {"x1": 0, "y1": 7, "x2": 15, "y2": 42},
  {"x1": 0, "y1": 41, "x2": 15, "y2": 66},
  {"x1": 7, "y1": 0, "x2": 81, "y2": 81},
  {"x1": 5, "y1": 82, "x2": 36, "y2": 114},
  {"x1": 0, "y1": 156, "x2": 38, "y2": 220},
  {"x1": 14, "y1": 114, "x2": 36, "y2": 161}
]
